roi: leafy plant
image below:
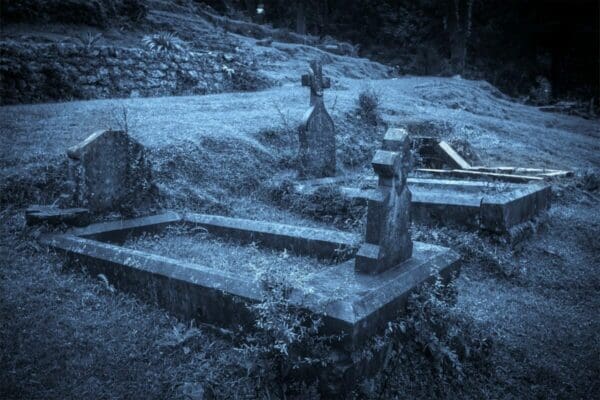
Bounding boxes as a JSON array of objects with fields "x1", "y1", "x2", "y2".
[
  {"x1": 235, "y1": 261, "x2": 340, "y2": 397},
  {"x1": 359, "y1": 277, "x2": 493, "y2": 397},
  {"x1": 357, "y1": 87, "x2": 381, "y2": 125},
  {"x1": 142, "y1": 32, "x2": 187, "y2": 53},
  {"x1": 72, "y1": 32, "x2": 103, "y2": 49}
]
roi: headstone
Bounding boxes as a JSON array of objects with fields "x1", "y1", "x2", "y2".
[
  {"x1": 298, "y1": 59, "x2": 336, "y2": 178},
  {"x1": 355, "y1": 128, "x2": 413, "y2": 274},
  {"x1": 65, "y1": 130, "x2": 157, "y2": 213}
]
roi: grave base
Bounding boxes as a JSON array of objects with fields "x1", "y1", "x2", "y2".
[
  {"x1": 293, "y1": 176, "x2": 551, "y2": 232},
  {"x1": 39, "y1": 212, "x2": 459, "y2": 395}
]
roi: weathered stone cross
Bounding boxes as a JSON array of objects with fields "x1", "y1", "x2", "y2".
[
  {"x1": 301, "y1": 59, "x2": 331, "y2": 106},
  {"x1": 298, "y1": 59, "x2": 336, "y2": 178},
  {"x1": 355, "y1": 128, "x2": 413, "y2": 274}
]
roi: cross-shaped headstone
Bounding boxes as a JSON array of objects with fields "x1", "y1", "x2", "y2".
[
  {"x1": 301, "y1": 59, "x2": 331, "y2": 106},
  {"x1": 298, "y1": 59, "x2": 336, "y2": 178},
  {"x1": 355, "y1": 128, "x2": 413, "y2": 274}
]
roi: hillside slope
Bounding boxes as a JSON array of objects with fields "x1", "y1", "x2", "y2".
[{"x1": 1, "y1": 3, "x2": 599, "y2": 400}]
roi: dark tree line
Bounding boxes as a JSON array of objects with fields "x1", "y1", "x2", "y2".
[{"x1": 203, "y1": 0, "x2": 598, "y2": 103}]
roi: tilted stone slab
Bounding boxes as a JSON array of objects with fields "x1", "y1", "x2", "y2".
[{"x1": 183, "y1": 213, "x2": 359, "y2": 260}]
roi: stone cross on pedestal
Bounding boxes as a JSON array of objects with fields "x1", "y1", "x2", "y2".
[
  {"x1": 301, "y1": 59, "x2": 331, "y2": 106},
  {"x1": 355, "y1": 128, "x2": 413, "y2": 274},
  {"x1": 298, "y1": 59, "x2": 336, "y2": 178}
]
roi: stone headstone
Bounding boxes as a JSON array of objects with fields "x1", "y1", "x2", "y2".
[
  {"x1": 355, "y1": 128, "x2": 413, "y2": 274},
  {"x1": 65, "y1": 130, "x2": 157, "y2": 213},
  {"x1": 298, "y1": 59, "x2": 336, "y2": 178}
]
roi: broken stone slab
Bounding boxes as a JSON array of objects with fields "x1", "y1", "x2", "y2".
[
  {"x1": 66, "y1": 130, "x2": 157, "y2": 213},
  {"x1": 25, "y1": 205, "x2": 91, "y2": 227},
  {"x1": 436, "y1": 140, "x2": 472, "y2": 170},
  {"x1": 416, "y1": 168, "x2": 546, "y2": 183}
]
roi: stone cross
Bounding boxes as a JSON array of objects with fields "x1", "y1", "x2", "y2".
[
  {"x1": 355, "y1": 128, "x2": 413, "y2": 274},
  {"x1": 301, "y1": 59, "x2": 331, "y2": 106},
  {"x1": 298, "y1": 59, "x2": 336, "y2": 178}
]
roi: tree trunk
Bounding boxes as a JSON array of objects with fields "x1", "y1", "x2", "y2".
[
  {"x1": 318, "y1": 0, "x2": 329, "y2": 36},
  {"x1": 244, "y1": 0, "x2": 257, "y2": 19},
  {"x1": 296, "y1": 0, "x2": 306, "y2": 36},
  {"x1": 447, "y1": 0, "x2": 472, "y2": 75}
]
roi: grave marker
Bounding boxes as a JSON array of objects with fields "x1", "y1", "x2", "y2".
[
  {"x1": 298, "y1": 59, "x2": 336, "y2": 178},
  {"x1": 65, "y1": 130, "x2": 157, "y2": 213},
  {"x1": 355, "y1": 129, "x2": 413, "y2": 274}
]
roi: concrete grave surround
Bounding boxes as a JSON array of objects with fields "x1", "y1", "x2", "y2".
[
  {"x1": 355, "y1": 129, "x2": 413, "y2": 274},
  {"x1": 39, "y1": 211, "x2": 459, "y2": 387},
  {"x1": 293, "y1": 176, "x2": 552, "y2": 232},
  {"x1": 298, "y1": 59, "x2": 336, "y2": 178},
  {"x1": 25, "y1": 205, "x2": 90, "y2": 227},
  {"x1": 66, "y1": 130, "x2": 156, "y2": 213}
]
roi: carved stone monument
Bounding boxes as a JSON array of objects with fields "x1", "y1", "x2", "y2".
[
  {"x1": 298, "y1": 59, "x2": 336, "y2": 178},
  {"x1": 355, "y1": 128, "x2": 413, "y2": 274},
  {"x1": 65, "y1": 130, "x2": 157, "y2": 213}
]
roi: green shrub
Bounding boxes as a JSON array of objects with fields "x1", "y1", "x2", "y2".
[
  {"x1": 357, "y1": 87, "x2": 381, "y2": 125},
  {"x1": 267, "y1": 180, "x2": 366, "y2": 230},
  {"x1": 235, "y1": 262, "x2": 339, "y2": 397},
  {"x1": 142, "y1": 32, "x2": 187, "y2": 53},
  {"x1": 360, "y1": 278, "x2": 493, "y2": 397}
]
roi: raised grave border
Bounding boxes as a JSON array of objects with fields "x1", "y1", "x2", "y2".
[
  {"x1": 39, "y1": 211, "x2": 459, "y2": 387},
  {"x1": 293, "y1": 176, "x2": 552, "y2": 232}
]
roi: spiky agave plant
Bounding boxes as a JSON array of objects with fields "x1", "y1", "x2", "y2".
[{"x1": 142, "y1": 32, "x2": 186, "y2": 53}]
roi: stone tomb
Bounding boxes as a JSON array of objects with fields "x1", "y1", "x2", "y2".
[
  {"x1": 40, "y1": 210, "x2": 459, "y2": 387},
  {"x1": 298, "y1": 59, "x2": 336, "y2": 178},
  {"x1": 65, "y1": 130, "x2": 157, "y2": 213},
  {"x1": 294, "y1": 176, "x2": 551, "y2": 233}
]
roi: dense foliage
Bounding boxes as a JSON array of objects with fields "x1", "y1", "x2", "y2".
[{"x1": 221, "y1": 0, "x2": 598, "y2": 102}]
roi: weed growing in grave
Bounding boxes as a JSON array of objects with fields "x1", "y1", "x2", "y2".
[
  {"x1": 142, "y1": 32, "x2": 187, "y2": 53},
  {"x1": 72, "y1": 32, "x2": 103, "y2": 49},
  {"x1": 266, "y1": 180, "x2": 367, "y2": 230},
  {"x1": 357, "y1": 87, "x2": 382, "y2": 125},
  {"x1": 357, "y1": 278, "x2": 493, "y2": 398},
  {"x1": 103, "y1": 104, "x2": 137, "y2": 133},
  {"x1": 236, "y1": 262, "x2": 341, "y2": 398}
]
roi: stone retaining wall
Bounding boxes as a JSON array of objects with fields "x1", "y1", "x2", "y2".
[{"x1": 0, "y1": 41, "x2": 269, "y2": 105}]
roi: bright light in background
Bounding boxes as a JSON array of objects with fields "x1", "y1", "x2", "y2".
[{"x1": 256, "y1": 4, "x2": 264, "y2": 15}]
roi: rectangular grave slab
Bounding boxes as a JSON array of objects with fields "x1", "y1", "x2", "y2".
[
  {"x1": 39, "y1": 212, "x2": 460, "y2": 389},
  {"x1": 292, "y1": 177, "x2": 551, "y2": 232}
]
